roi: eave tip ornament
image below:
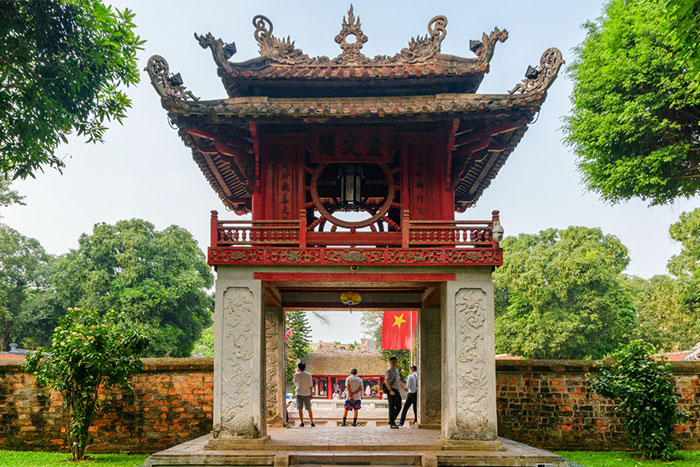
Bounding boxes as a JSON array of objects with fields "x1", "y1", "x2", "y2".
[
  {"x1": 145, "y1": 55, "x2": 199, "y2": 105},
  {"x1": 508, "y1": 47, "x2": 564, "y2": 95}
]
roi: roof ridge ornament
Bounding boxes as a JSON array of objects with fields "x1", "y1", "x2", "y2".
[
  {"x1": 334, "y1": 5, "x2": 369, "y2": 65},
  {"x1": 248, "y1": 8, "x2": 463, "y2": 67},
  {"x1": 145, "y1": 55, "x2": 199, "y2": 105},
  {"x1": 508, "y1": 47, "x2": 564, "y2": 95}
]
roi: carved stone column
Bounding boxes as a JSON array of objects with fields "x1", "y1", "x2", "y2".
[
  {"x1": 441, "y1": 273, "x2": 499, "y2": 446},
  {"x1": 265, "y1": 307, "x2": 285, "y2": 426},
  {"x1": 208, "y1": 279, "x2": 267, "y2": 448},
  {"x1": 418, "y1": 307, "x2": 441, "y2": 428}
]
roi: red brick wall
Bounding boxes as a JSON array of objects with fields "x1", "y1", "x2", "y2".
[
  {"x1": 0, "y1": 358, "x2": 213, "y2": 454},
  {"x1": 496, "y1": 360, "x2": 700, "y2": 450},
  {"x1": 1, "y1": 358, "x2": 697, "y2": 453}
]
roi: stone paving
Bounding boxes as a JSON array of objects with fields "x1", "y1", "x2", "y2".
[
  {"x1": 267, "y1": 425, "x2": 440, "y2": 449},
  {"x1": 144, "y1": 427, "x2": 568, "y2": 466}
]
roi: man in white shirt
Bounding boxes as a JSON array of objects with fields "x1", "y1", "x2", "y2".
[
  {"x1": 292, "y1": 362, "x2": 315, "y2": 427},
  {"x1": 342, "y1": 368, "x2": 363, "y2": 426},
  {"x1": 399, "y1": 365, "x2": 418, "y2": 426}
]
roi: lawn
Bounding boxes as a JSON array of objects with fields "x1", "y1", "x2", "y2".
[
  {"x1": 557, "y1": 451, "x2": 700, "y2": 467},
  {"x1": 0, "y1": 451, "x2": 149, "y2": 467}
]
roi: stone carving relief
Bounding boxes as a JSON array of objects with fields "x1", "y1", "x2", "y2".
[
  {"x1": 265, "y1": 310, "x2": 280, "y2": 422},
  {"x1": 421, "y1": 309, "x2": 442, "y2": 423},
  {"x1": 453, "y1": 288, "x2": 491, "y2": 439},
  {"x1": 214, "y1": 287, "x2": 260, "y2": 438}
]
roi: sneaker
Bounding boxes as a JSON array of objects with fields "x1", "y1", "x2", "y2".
[
  {"x1": 341, "y1": 423, "x2": 346, "y2": 427},
  {"x1": 310, "y1": 423, "x2": 316, "y2": 427},
  {"x1": 390, "y1": 424, "x2": 400, "y2": 429},
  {"x1": 299, "y1": 423, "x2": 304, "y2": 428}
]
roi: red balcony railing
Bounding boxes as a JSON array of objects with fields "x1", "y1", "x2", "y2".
[{"x1": 210, "y1": 209, "x2": 501, "y2": 249}]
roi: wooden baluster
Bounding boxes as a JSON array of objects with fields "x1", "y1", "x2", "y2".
[{"x1": 299, "y1": 209, "x2": 306, "y2": 248}]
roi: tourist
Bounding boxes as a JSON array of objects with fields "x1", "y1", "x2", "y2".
[
  {"x1": 342, "y1": 368, "x2": 363, "y2": 426},
  {"x1": 399, "y1": 365, "x2": 418, "y2": 426},
  {"x1": 383, "y1": 356, "x2": 407, "y2": 429},
  {"x1": 293, "y1": 362, "x2": 315, "y2": 427}
]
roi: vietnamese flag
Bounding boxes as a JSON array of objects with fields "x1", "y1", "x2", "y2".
[{"x1": 381, "y1": 311, "x2": 417, "y2": 350}]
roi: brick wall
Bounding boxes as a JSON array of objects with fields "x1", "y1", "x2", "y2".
[
  {"x1": 496, "y1": 360, "x2": 700, "y2": 450},
  {"x1": 0, "y1": 358, "x2": 697, "y2": 453},
  {"x1": 0, "y1": 358, "x2": 213, "y2": 454}
]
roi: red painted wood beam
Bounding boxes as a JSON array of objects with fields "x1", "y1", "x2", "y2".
[
  {"x1": 187, "y1": 126, "x2": 253, "y2": 156},
  {"x1": 453, "y1": 121, "x2": 524, "y2": 147},
  {"x1": 253, "y1": 273, "x2": 456, "y2": 282},
  {"x1": 445, "y1": 118, "x2": 460, "y2": 190}
]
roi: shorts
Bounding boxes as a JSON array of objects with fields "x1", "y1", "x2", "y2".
[
  {"x1": 296, "y1": 395, "x2": 312, "y2": 410},
  {"x1": 344, "y1": 399, "x2": 362, "y2": 411}
]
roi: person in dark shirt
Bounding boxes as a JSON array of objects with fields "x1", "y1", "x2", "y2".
[{"x1": 383, "y1": 356, "x2": 408, "y2": 429}]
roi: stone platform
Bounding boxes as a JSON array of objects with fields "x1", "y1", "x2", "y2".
[{"x1": 143, "y1": 427, "x2": 566, "y2": 467}]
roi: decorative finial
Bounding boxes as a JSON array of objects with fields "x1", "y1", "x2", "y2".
[
  {"x1": 195, "y1": 32, "x2": 236, "y2": 74},
  {"x1": 145, "y1": 55, "x2": 199, "y2": 104},
  {"x1": 334, "y1": 5, "x2": 369, "y2": 65},
  {"x1": 508, "y1": 47, "x2": 564, "y2": 95}
]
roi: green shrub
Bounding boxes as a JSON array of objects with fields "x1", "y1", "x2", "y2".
[
  {"x1": 588, "y1": 340, "x2": 688, "y2": 460},
  {"x1": 23, "y1": 308, "x2": 147, "y2": 460}
]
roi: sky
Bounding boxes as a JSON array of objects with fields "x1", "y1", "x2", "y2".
[{"x1": 3, "y1": 1, "x2": 699, "y2": 344}]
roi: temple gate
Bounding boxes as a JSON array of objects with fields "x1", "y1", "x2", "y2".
[{"x1": 147, "y1": 6, "x2": 562, "y2": 454}]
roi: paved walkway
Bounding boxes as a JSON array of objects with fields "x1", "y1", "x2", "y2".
[{"x1": 268, "y1": 425, "x2": 440, "y2": 449}]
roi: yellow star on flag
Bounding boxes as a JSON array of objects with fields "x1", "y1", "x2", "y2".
[{"x1": 392, "y1": 313, "x2": 407, "y2": 330}]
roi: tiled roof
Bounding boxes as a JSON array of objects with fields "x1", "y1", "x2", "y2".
[{"x1": 167, "y1": 92, "x2": 543, "y2": 119}]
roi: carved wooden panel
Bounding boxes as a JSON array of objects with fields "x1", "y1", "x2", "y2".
[
  {"x1": 209, "y1": 247, "x2": 503, "y2": 266},
  {"x1": 312, "y1": 127, "x2": 393, "y2": 163}
]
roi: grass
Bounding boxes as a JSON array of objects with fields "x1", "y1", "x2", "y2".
[
  {"x1": 556, "y1": 451, "x2": 700, "y2": 467},
  {"x1": 0, "y1": 451, "x2": 149, "y2": 467}
]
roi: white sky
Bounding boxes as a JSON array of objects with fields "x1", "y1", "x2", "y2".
[{"x1": 3, "y1": 1, "x2": 698, "y2": 343}]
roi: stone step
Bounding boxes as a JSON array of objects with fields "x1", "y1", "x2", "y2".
[{"x1": 290, "y1": 451, "x2": 420, "y2": 465}]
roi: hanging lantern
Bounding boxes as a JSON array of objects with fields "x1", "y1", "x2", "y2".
[{"x1": 337, "y1": 165, "x2": 364, "y2": 211}]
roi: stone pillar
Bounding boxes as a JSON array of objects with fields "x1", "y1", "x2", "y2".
[
  {"x1": 418, "y1": 307, "x2": 441, "y2": 428},
  {"x1": 441, "y1": 271, "x2": 499, "y2": 444},
  {"x1": 265, "y1": 307, "x2": 286, "y2": 426},
  {"x1": 209, "y1": 279, "x2": 267, "y2": 447}
]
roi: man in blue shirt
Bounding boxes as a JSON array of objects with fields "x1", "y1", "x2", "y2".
[{"x1": 399, "y1": 365, "x2": 418, "y2": 427}]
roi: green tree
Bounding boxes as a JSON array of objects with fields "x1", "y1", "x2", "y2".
[
  {"x1": 23, "y1": 308, "x2": 147, "y2": 460},
  {"x1": 589, "y1": 340, "x2": 688, "y2": 460},
  {"x1": 0, "y1": 0, "x2": 143, "y2": 179},
  {"x1": 665, "y1": 0, "x2": 700, "y2": 79},
  {"x1": 625, "y1": 275, "x2": 700, "y2": 352},
  {"x1": 46, "y1": 219, "x2": 213, "y2": 357},
  {"x1": 668, "y1": 208, "x2": 700, "y2": 280},
  {"x1": 286, "y1": 310, "x2": 311, "y2": 383},
  {"x1": 360, "y1": 311, "x2": 410, "y2": 378},
  {"x1": 192, "y1": 324, "x2": 214, "y2": 358},
  {"x1": 494, "y1": 227, "x2": 636, "y2": 359},
  {"x1": 0, "y1": 176, "x2": 25, "y2": 211},
  {"x1": 564, "y1": 0, "x2": 700, "y2": 205},
  {"x1": 0, "y1": 224, "x2": 51, "y2": 350}
]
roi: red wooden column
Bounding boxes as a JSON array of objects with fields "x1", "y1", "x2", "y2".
[{"x1": 327, "y1": 376, "x2": 332, "y2": 400}]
